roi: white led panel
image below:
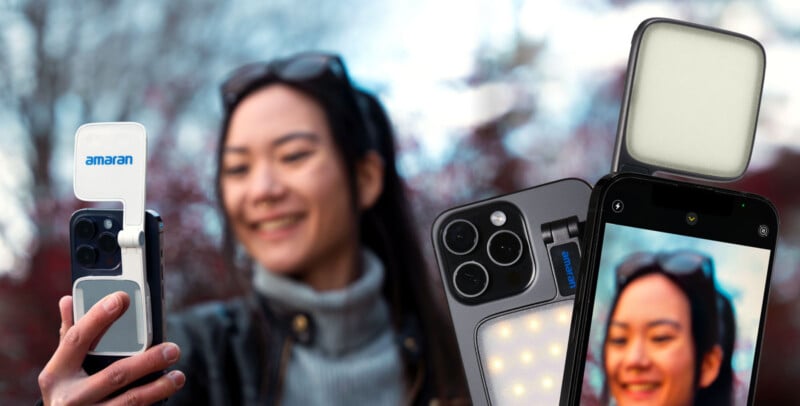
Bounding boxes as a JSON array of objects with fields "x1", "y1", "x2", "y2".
[{"x1": 478, "y1": 300, "x2": 573, "y2": 405}]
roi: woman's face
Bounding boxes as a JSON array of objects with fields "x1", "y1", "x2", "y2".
[
  {"x1": 604, "y1": 273, "x2": 696, "y2": 406},
  {"x1": 220, "y1": 84, "x2": 361, "y2": 289}
]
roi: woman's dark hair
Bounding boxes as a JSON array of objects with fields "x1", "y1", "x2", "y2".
[
  {"x1": 215, "y1": 53, "x2": 467, "y2": 400},
  {"x1": 709, "y1": 292, "x2": 736, "y2": 405},
  {"x1": 601, "y1": 251, "x2": 734, "y2": 406}
]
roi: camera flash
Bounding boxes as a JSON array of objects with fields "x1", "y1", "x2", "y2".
[
  {"x1": 103, "y1": 218, "x2": 113, "y2": 230},
  {"x1": 490, "y1": 211, "x2": 507, "y2": 226}
]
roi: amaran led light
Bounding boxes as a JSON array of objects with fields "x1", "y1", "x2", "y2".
[{"x1": 478, "y1": 300, "x2": 573, "y2": 405}]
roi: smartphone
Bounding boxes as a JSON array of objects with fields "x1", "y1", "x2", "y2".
[
  {"x1": 70, "y1": 208, "x2": 165, "y2": 378},
  {"x1": 561, "y1": 173, "x2": 777, "y2": 405},
  {"x1": 432, "y1": 178, "x2": 591, "y2": 405}
]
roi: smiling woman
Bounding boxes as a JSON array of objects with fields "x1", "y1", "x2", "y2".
[{"x1": 37, "y1": 52, "x2": 469, "y2": 406}]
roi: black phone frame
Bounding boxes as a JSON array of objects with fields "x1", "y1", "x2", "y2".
[{"x1": 561, "y1": 172, "x2": 777, "y2": 405}]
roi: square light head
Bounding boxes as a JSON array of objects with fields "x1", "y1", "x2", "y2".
[{"x1": 613, "y1": 18, "x2": 765, "y2": 181}]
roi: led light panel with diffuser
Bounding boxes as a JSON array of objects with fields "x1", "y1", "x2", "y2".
[
  {"x1": 479, "y1": 300, "x2": 573, "y2": 404},
  {"x1": 432, "y1": 178, "x2": 591, "y2": 405},
  {"x1": 612, "y1": 18, "x2": 765, "y2": 180}
]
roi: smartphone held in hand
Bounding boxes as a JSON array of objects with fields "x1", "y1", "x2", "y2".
[{"x1": 69, "y1": 208, "x2": 165, "y2": 375}]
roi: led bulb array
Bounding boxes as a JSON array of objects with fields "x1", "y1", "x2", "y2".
[{"x1": 478, "y1": 300, "x2": 573, "y2": 405}]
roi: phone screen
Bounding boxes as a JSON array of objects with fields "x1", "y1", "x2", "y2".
[{"x1": 571, "y1": 174, "x2": 776, "y2": 406}]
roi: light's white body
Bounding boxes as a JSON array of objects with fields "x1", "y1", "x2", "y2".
[{"x1": 73, "y1": 122, "x2": 151, "y2": 356}]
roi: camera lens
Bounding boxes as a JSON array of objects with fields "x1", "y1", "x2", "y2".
[
  {"x1": 74, "y1": 218, "x2": 96, "y2": 240},
  {"x1": 98, "y1": 232, "x2": 119, "y2": 253},
  {"x1": 443, "y1": 219, "x2": 479, "y2": 255},
  {"x1": 75, "y1": 245, "x2": 98, "y2": 267},
  {"x1": 453, "y1": 261, "x2": 489, "y2": 298},
  {"x1": 487, "y1": 230, "x2": 523, "y2": 266}
]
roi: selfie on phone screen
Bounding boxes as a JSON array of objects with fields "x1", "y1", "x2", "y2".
[
  {"x1": 567, "y1": 174, "x2": 777, "y2": 406},
  {"x1": 588, "y1": 227, "x2": 772, "y2": 404}
]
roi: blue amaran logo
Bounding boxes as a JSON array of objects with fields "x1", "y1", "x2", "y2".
[
  {"x1": 85, "y1": 155, "x2": 134, "y2": 166},
  {"x1": 561, "y1": 250, "x2": 576, "y2": 290}
]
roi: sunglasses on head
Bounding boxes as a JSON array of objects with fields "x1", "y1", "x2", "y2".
[
  {"x1": 221, "y1": 52, "x2": 352, "y2": 114},
  {"x1": 615, "y1": 250, "x2": 715, "y2": 288}
]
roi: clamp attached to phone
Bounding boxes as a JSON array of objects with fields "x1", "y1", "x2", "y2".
[
  {"x1": 73, "y1": 122, "x2": 151, "y2": 355},
  {"x1": 542, "y1": 216, "x2": 583, "y2": 297}
]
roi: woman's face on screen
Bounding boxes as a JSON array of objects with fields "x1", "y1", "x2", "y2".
[{"x1": 604, "y1": 273, "x2": 696, "y2": 406}]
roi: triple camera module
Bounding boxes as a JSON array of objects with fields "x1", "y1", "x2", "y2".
[
  {"x1": 440, "y1": 201, "x2": 533, "y2": 304},
  {"x1": 72, "y1": 216, "x2": 121, "y2": 269}
]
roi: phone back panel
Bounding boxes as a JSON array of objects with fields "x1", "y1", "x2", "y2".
[
  {"x1": 69, "y1": 208, "x2": 164, "y2": 374},
  {"x1": 432, "y1": 178, "x2": 591, "y2": 405}
]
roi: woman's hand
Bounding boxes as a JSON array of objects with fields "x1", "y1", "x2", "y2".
[{"x1": 38, "y1": 292, "x2": 185, "y2": 405}]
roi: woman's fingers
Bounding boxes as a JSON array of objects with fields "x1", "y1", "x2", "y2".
[
  {"x1": 58, "y1": 295, "x2": 73, "y2": 341},
  {"x1": 40, "y1": 293, "x2": 185, "y2": 405},
  {"x1": 64, "y1": 342, "x2": 183, "y2": 405},
  {"x1": 102, "y1": 370, "x2": 186, "y2": 406},
  {"x1": 41, "y1": 346, "x2": 185, "y2": 406},
  {"x1": 92, "y1": 343, "x2": 182, "y2": 395},
  {"x1": 46, "y1": 291, "x2": 130, "y2": 375}
]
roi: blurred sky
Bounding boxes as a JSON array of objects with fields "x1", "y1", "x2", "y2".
[{"x1": 2, "y1": 0, "x2": 800, "y2": 275}]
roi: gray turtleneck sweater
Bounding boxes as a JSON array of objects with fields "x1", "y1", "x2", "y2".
[{"x1": 252, "y1": 249, "x2": 405, "y2": 405}]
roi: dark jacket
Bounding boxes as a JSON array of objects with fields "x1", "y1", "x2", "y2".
[{"x1": 166, "y1": 295, "x2": 436, "y2": 405}]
